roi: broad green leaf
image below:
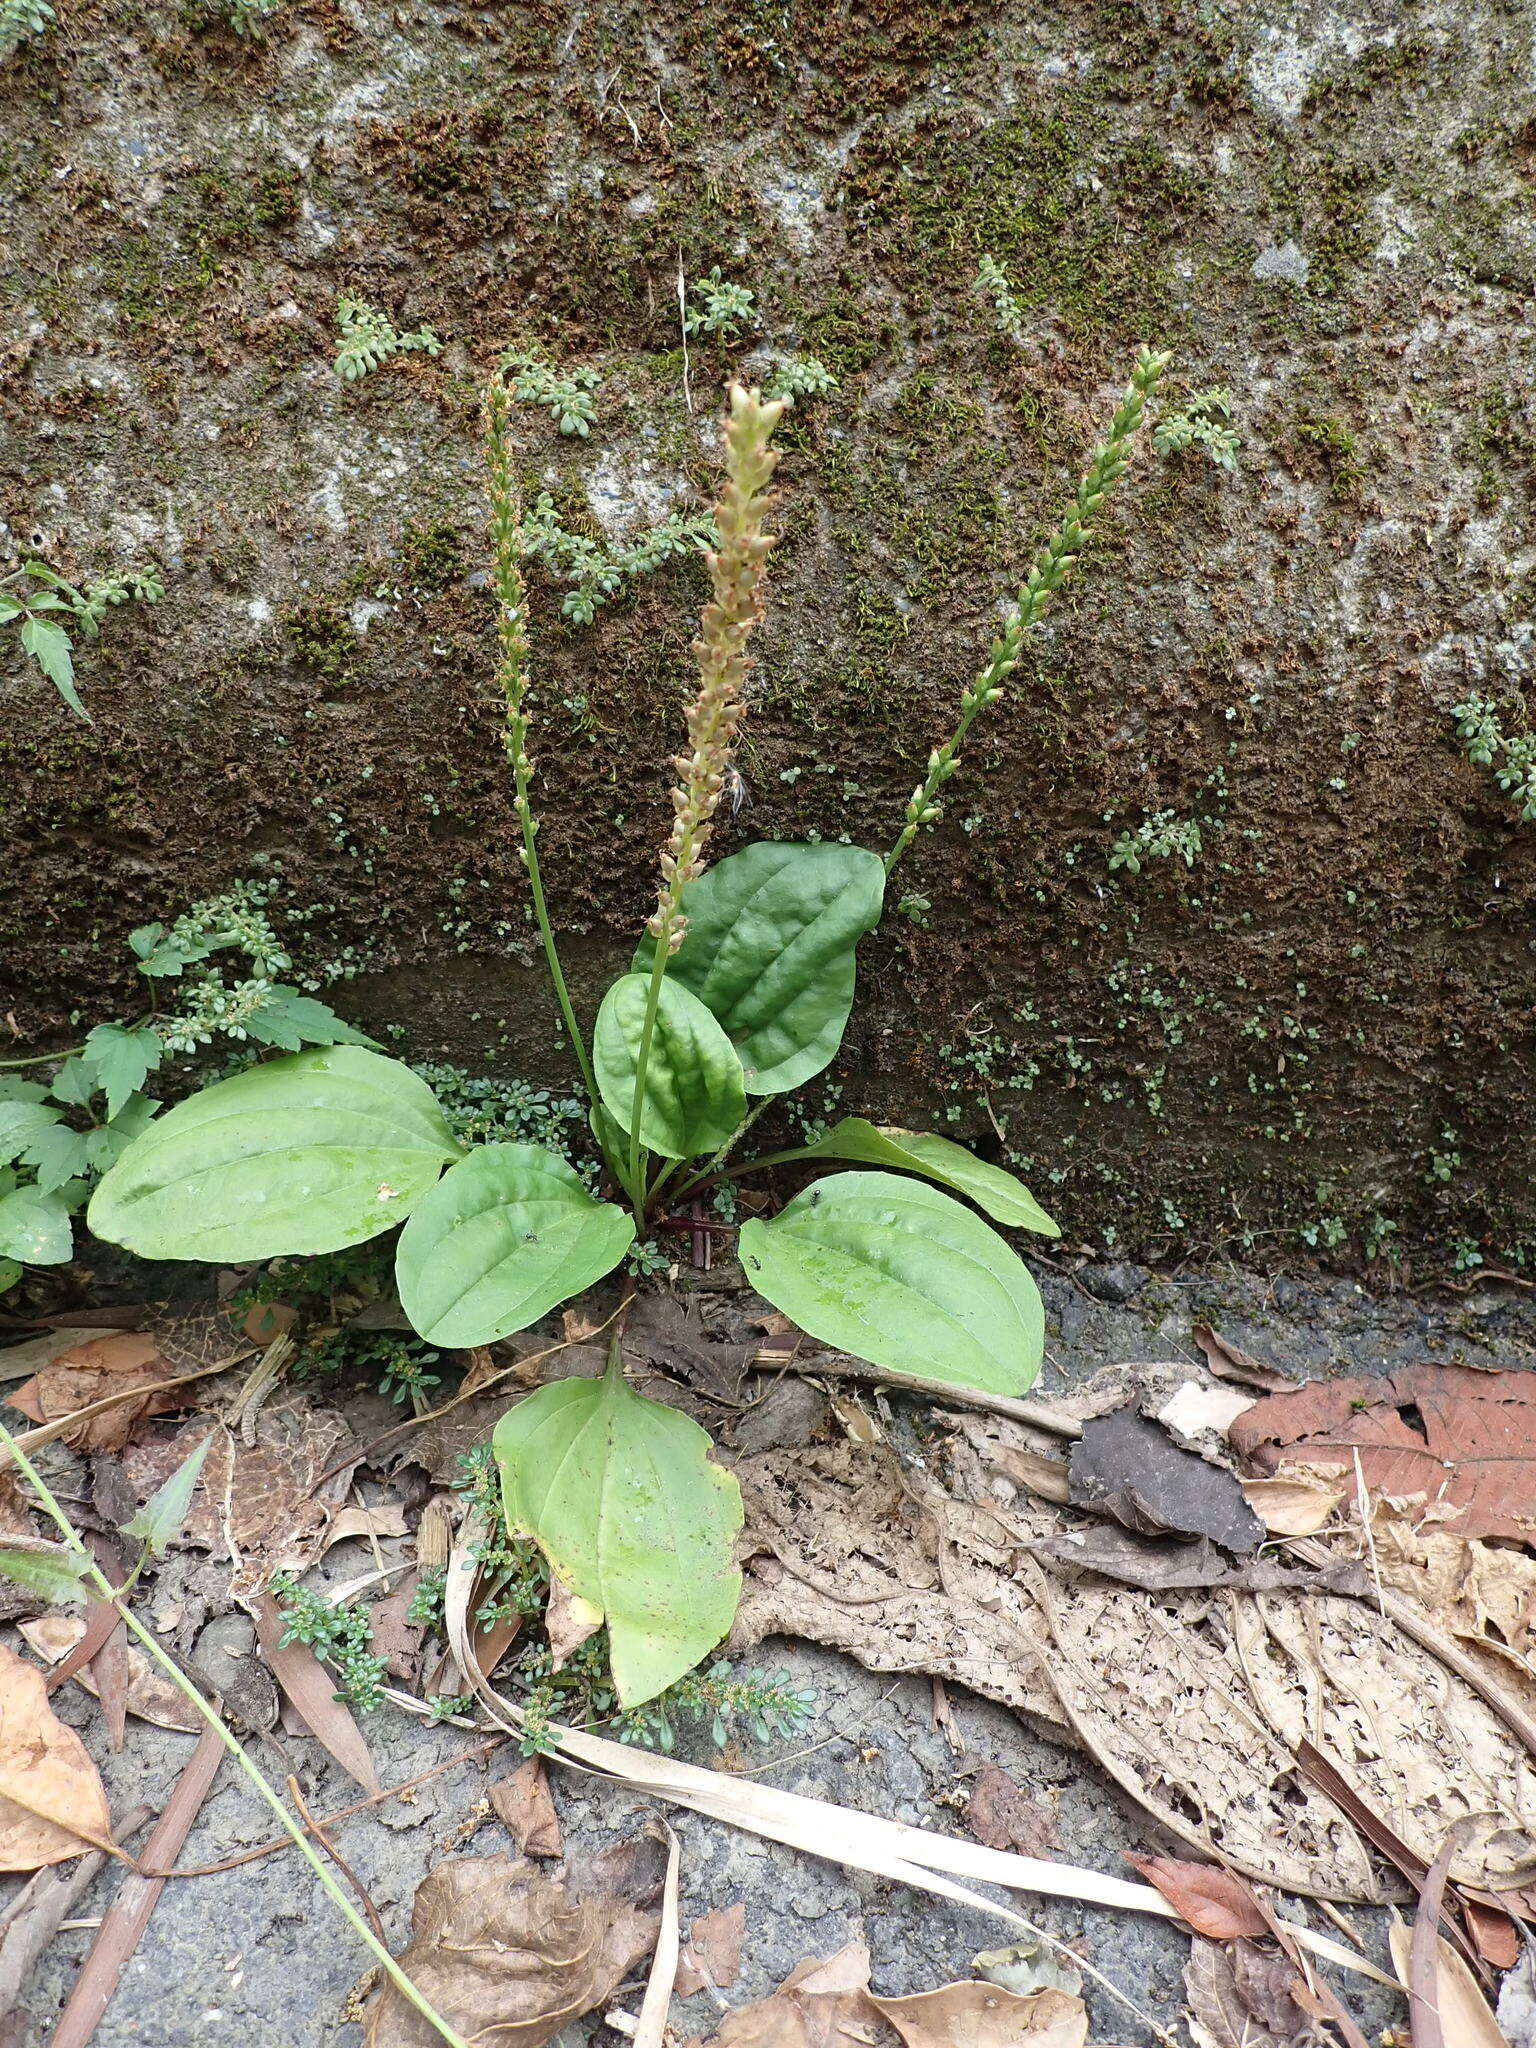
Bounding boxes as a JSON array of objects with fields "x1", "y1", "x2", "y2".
[
  {"x1": 789, "y1": 1119, "x2": 1059, "y2": 1236},
  {"x1": 397, "y1": 1143, "x2": 634, "y2": 1347},
  {"x1": 243, "y1": 988, "x2": 375, "y2": 1052},
  {"x1": 21, "y1": 614, "x2": 89, "y2": 720},
  {"x1": 494, "y1": 1365, "x2": 742, "y2": 1705},
  {"x1": 589, "y1": 1103, "x2": 629, "y2": 1179},
  {"x1": 122, "y1": 1435, "x2": 212, "y2": 1557},
  {"x1": 0, "y1": 1100, "x2": 62, "y2": 1167},
  {"x1": 0, "y1": 1258, "x2": 20, "y2": 1294},
  {"x1": 0, "y1": 1079, "x2": 48, "y2": 1105},
  {"x1": 593, "y1": 974, "x2": 746, "y2": 1161},
  {"x1": 633, "y1": 842, "x2": 885, "y2": 1094},
  {"x1": 0, "y1": 1184, "x2": 74, "y2": 1265},
  {"x1": 23, "y1": 1121, "x2": 91, "y2": 1195},
  {"x1": 82, "y1": 1023, "x2": 164, "y2": 1119},
  {"x1": 87, "y1": 1046, "x2": 460, "y2": 1262},
  {"x1": 0, "y1": 1538, "x2": 91, "y2": 1606},
  {"x1": 739, "y1": 1171, "x2": 1044, "y2": 1397}
]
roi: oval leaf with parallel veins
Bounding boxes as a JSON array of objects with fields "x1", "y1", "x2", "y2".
[
  {"x1": 593, "y1": 974, "x2": 746, "y2": 1161},
  {"x1": 87, "y1": 1046, "x2": 460, "y2": 1262},
  {"x1": 791, "y1": 1118, "x2": 1059, "y2": 1235},
  {"x1": 396, "y1": 1143, "x2": 635, "y2": 1347},
  {"x1": 494, "y1": 1364, "x2": 743, "y2": 1705},
  {"x1": 633, "y1": 841, "x2": 885, "y2": 1094},
  {"x1": 739, "y1": 1171, "x2": 1044, "y2": 1396}
]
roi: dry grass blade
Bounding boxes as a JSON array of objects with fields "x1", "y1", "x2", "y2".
[
  {"x1": 49, "y1": 1726, "x2": 225, "y2": 2048},
  {"x1": 633, "y1": 1822, "x2": 681, "y2": 2048},
  {"x1": 1407, "y1": 1832, "x2": 1463, "y2": 2048}
]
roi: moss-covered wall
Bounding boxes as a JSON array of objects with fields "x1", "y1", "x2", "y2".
[{"x1": 3, "y1": 0, "x2": 1535, "y2": 1270}]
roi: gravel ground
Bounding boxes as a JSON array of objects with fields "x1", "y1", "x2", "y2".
[{"x1": 12, "y1": 1256, "x2": 1535, "y2": 2046}]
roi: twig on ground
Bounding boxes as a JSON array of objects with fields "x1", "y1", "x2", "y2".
[{"x1": 287, "y1": 1775, "x2": 388, "y2": 1944}]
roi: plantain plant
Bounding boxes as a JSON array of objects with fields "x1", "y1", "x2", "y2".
[{"x1": 88, "y1": 351, "x2": 1168, "y2": 1706}]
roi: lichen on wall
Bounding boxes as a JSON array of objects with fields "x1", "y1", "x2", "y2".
[{"x1": 2, "y1": 0, "x2": 1534, "y2": 1271}]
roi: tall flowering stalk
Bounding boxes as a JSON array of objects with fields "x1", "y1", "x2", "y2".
[
  {"x1": 628, "y1": 383, "x2": 784, "y2": 1199},
  {"x1": 885, "y1": 344, "x2": 1169, "y2": 875},
  {"x1": 485, "y1": 373, "x2": 599, "y2": 1104}
]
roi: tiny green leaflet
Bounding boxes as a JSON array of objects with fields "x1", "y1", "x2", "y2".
[
  {"x1": 494, "y1": 1361, "x2": 743, "y2": 1705},
  {"x1": 593, "y1": 974, "x2": 746, "y2": 1160},
  {"x1": 633, "y1": 841, "x2": 884, "y2": 1094},
  {"x1": 776, "y1": 1118, "x2": 1059, "y2": 1235},
  {"x1": 88, "y1": 1046, "x2": 461, "y2": 1262},
  {"x1": 122, "y1": 1435, "x2": 212, "y2": 1558},
  {"x1": 396, "y1": 1143, "x2": 635, "y2": 1347},
  {"x1": 739, "y1": 1172, "x2": 1044, "y2": 1396},
  {"x1": 0, "y1": 1537, "x2": 91, "y2": 1606}
]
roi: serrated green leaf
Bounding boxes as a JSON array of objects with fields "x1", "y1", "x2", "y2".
[
  {"x1": 0, "y1": 1078, "x2": 48, "y2": 1106},
  {"x1": 0, "y1": 1184, "x2": 74, "y2": 1265},
  {"x1": 23, "y1": 1121, "x2": 91, "y2": 1195},
  {"x1": 0, "y1": 1538, "x2": 91, "y2": 1606},
  {"x1": 494, "y1": 1364, "x2": 742, "y2": 1705},
  {"x1": 0, "y1": 1100, "x2": 63, "y2": 1167},
  {"x1": 121, "y1": 1435, "x2": 211, "y2": 1557},
  {"x1": 396, "y1": 1142, "x2": 634, "y2": 1347},
  {"x1": 82, "y1": 1023, "x2": 164, "y2": 1119},
  {"x1": 47, "y1": 1057, "x2": 98, "y2": 1108},
  {"x1": 633, "y1": 842, "x2": 885, "y2": 1094},
  {"x1": 739, "y1": 1171, "x2": 1044, "y2": 1396},
  {"x1": 20, "y1": 614, "x2": 89, "y2": 720},
  {"x1": 593, "y1": 974, "x2": 746, "y2": 1161},
  {"x1": 83, "y1": 1094, "x2": 159, "y2": 1176},
  {"x1": 788, "y1": 1119, "x2": 1059, "y2": 1236},
  {"x1": 242, "y1": 988, "x2": 375, "y2": 1052},
  {"x1": 87, "y1": 1046, "x2": 460, "y2": 1262}
]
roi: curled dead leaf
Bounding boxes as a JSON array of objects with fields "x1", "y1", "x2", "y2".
[
  {"x1": 1240, "y1": 1473, "x2": 1345, "y2": 1537},
  {"x1": 8, "y1": 1334, "x2": 187, "y2": 1453},
  {"x1": 364, "y1": 1853, "x2": 659, "y2": 2048},
  {"x1": 19, "y1": 1614, "x2": 203, "y2": 1734},
  {"x1": 1123, "y1": 1855, "x2": 1267, "y2": 1940},
  {"x1": 0, "y1": 1642, "x2": 113, "y2": 1871},
  {"x1": 489, "y1": 1756, "x2": 562, "y2": 1860}
]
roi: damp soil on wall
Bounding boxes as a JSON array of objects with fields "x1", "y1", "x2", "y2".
[{"x1": 2, "y1": 0, "x2": 1535, "y2": 1271}]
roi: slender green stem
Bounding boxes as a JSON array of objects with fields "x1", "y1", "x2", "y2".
[
  {"x1": 0, "y1": 1045, "x2": 84, "y2": 1069},
  {"x1": 885, "y1": 344, "x2": 1170, "y2": 877},
  {"x1": 624, "y1": 939, "x2": 670, "y2": 1222},
  {"x1": 0, "y1": 1421, "x2": 471, "y2": 2048},
  {"x1": 485, "y1": 376, "x2": 599, "y2": 1107},
  {"x1": 670, "y1": 1098, "x2": 774, "y2": 1201}
]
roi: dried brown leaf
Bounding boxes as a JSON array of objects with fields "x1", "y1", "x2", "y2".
[
  {"x1": 1388, "y1": 1922, "x2": 1508, "y2": 2048},
  {"x1": 0, "y1": 1643, "x2": 113, "y2": 1871},
  {"x1": 964, "y1": 1765, "x2": 1060, "y2": 1860},
  {"x1": 490, "y1": 1756, "x2": 561, "y2": 1860},
  {"x1": 1231, "y1": 1366, "x2": 1536, "y2": 1540},
  {"x1": 871, "y1": 1982, "x2": 1088, "y2": 2048},
  {"x1": 8, "y1": 1334, "x2": 187, "y2": 1453},
  {"x1": 1155, "y1": 1382, "x2": 1256, "y2": 1442},
  {"x1": 700, "y1": 1941, "x2": 877, "y2": 2048},
  {"x1": 252, "y1": 1594, "x2": 379, "y2": 1794},
  {"x1": 1241, "y1": 1476, "x2": 1346, "y2": 1537},
  {"x1": 122, "y1": 1403, "x2": 360, "y2": 1597},
  {"x1": 1183, "y1": 1935, "x2": 1314, "y2": 2048},
  {"x1": 1191, "y1": 1328, "x2": 1295, "y2": 1394},
  {"x1": 1123, "y1": 1855, "x2": 1267, "y2": 1940},
  {"x1": 1069, "y1": 1408, "x2": 1263, "y2": 1552},
  {"x1": 675, "y1": 1901, "x2": 745, "y2": 1998},
  {"x1": 19, "y1": 1615, "x2": 203, "y2": 1734},
  {"x1": 364, "y1": 1853, "x2": 659, "y2": 2048}
]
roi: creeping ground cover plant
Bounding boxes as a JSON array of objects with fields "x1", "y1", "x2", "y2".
[{"x1": 87, "y1": 350, "x2": 1168, "y2": 1707}]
